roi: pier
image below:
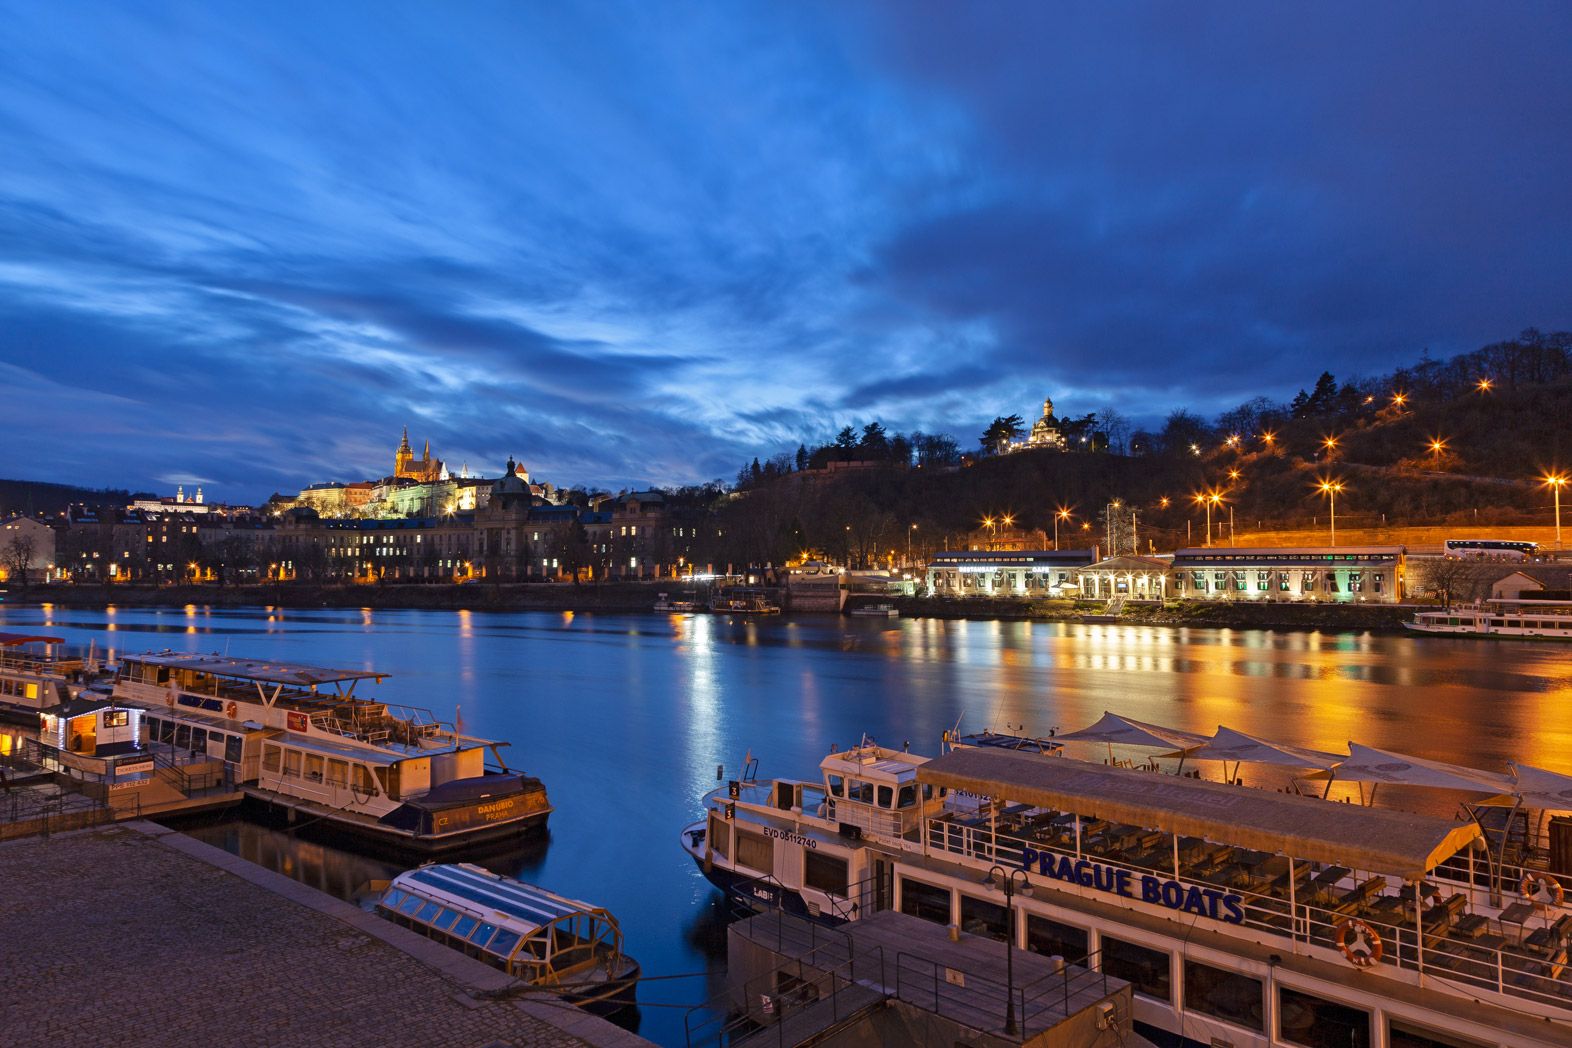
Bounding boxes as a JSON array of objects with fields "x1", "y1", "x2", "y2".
[{"x1": 0, "y1": 823, "x2": 651, "y2": 1048}]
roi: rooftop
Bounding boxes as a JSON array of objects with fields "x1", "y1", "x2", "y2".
[{"x1": 128, "y1": 652, "x2": 385, "y2": 687}]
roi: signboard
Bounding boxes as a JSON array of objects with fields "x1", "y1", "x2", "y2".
[
  {"x1": 1018, "y1": 847, "x2": 1245, "y2": 924},
  {"x1": 286, "y1": 711, "x2": 309, "y2": 732},
  {"x1": 115, "y1": 761, "x2": 154, "y2": 775}
]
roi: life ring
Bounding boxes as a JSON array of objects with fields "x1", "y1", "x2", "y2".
[
  {"x1": 225, "y1": 701, "x2": 238, "y2": 720},
  {"x1": 164, "y1": 685, "x2": 176, "y2": 708},
  {"x1": 1334, "y1": 919, "x2": 1383, "y2": 968},
  {"x1": 1521, "y1": 873, "x2": 1566, "y2": 907}
]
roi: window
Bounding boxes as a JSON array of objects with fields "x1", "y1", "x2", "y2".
[
  {"x1": 352, "y1": 764, "x2": 376, "y2": 794},
  {"x1": 898, "y1": 784, "x2": 917, "y2": 808},
  {"x1": 1183, "y1": 960, "x2": 1261, "y2": 1031},
  {"x1": 804, "y1": 851, "x2": 849, "y2": 896},
  {"x1": 1025, "y1": 915, "x2": 1087, "y2": 961},
  {"x1": 1388, "y1": 1019, "x2": 1487, "y2": 1048},
  {"x1": 1102, "y1": 936, "x2": 1171, "y2": 1001},
  {"x1": 959, "y1": 894, "x2": 1011, "y2": 942},
  {"x1": 304, "y1": 754, "x2": 325, "y2": 782},
  {"x1": 1279, "y1": 987, "x2": 1368, "y2": 1048},
  {"x1": 283, "y1": 749, "x2": 302, "y2": 779},
  {"x1": 735, "y1": 830, "x2": 773, "y2": 873},
  {"x1": 899, "y1": 878, "x2": 951, "y2": 925},
  {"x1": 876, "y1": 785, "x2": 894, "y2": 808},
  {"x1": 327, "y1": 759, "x2": 348, "y2": 787},
  {"x1": 451, "y1": 915, "x2": 478, "y2": 939}
]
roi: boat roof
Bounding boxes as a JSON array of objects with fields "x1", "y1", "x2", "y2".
[
  {"x1": 126, "y1": 652, "x2": 384, "y2": 686},
  {"x1": 392, "y1": 863, "x2": 601, "y2": 932},
  {"x1": 821, "y1": 744, "x2": 928, "y2": 782},
  {"x1": 917, "y1": 747, "x2": 1482, "y2": 879},
  {"x1": 0, "y1": 632, "x2": 66, "y2": 646},
  {"x1": 266, "y1": 732, "x2": 404, "y2": 765}
]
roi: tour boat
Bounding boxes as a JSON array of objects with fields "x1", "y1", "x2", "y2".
[
  {"x1": 710, "y1": 589, "x2": 781, "y2": 614},
  {"x1": 111, "y1": 652, "x2": 551, "y2": 851},
  {"x1": 653, "y1": 592, "x2": 700, "y2": 612},
  {"x1": 849, "y1": 603, "x2": 899, "y2": 618},
  {"x1": 1406, "y1": 598, "x2": 1572, "y2": 640},
  {"x1": 0, "y1": 633, "x2": 97, "y2": 724},
  {"x1": 682, "y1": 736, "x2": 1572, "y2": 1048},
  {"x1": 376, "y1": 863, "x2": 639, "y2": 1013}
]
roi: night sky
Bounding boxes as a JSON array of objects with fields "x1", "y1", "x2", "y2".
[{"x1": 4, "y1": 2, "x2": 1570, "y2": 502}]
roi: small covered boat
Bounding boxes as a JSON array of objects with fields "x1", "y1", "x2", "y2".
[{"x1": 376, "y1": 863, "x2": 639, "y2": 1012}]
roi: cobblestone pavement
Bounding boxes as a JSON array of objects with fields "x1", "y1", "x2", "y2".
[{"x1": 0, "y1": 826, "x2": 647, "y2": 1048}]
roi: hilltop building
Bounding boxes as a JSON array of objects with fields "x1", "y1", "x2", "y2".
[{"x1": 394, "y1": 427, "x2": 445, "y2": 483}]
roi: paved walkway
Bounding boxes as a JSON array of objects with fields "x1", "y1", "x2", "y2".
[{"x1": 0, "y1": 822, "x2": 652, "y2": 1048}]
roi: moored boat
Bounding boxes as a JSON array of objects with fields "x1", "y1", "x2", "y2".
[
  {"x1": 710, "y1": 588, "x2": 780, "y2": 614},
  {"x1": 110, "y1": 652, "x2": 551, "y2": 851},
  {"x1": 1406, "y1": 597, "x2": 1572, "y2": 640},
  {"x1": 376, "y1": 863, "x2": 639, "y2": 1012},
  {"x1": 682, "y1": 732, "x2": 1572, "y2": 1048},
  {"x1": 0, "y1": 633, "x2": 97, "y2": 724}
]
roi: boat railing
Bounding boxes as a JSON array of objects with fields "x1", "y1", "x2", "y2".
[
  {"x1": 925, "y1": 814, "x2": 1572, "y2": 1016},
  {"x1": 893, "y1": 946, "x2": 1109, "y2": 1039}
]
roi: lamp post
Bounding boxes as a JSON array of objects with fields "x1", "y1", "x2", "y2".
[
  {"x1": 1544, "y1": 473, "x2": 1567, "y2": 548},
  {"x1": 1193, "y1": 491, "x2": 1222, "y2": 547},
  {"x1": 1317, "y1": 479, "x2": 1345, "y2": 547},
  {"x1": 983, "y1": 864, "x2": 1032, "y2": 1035},
  {"x1": 907, "y1": 523, "x2": 917, "y2": 565},
  {"x1": 1054, "y1": 508, "x2": 1071, "y2": 550}
]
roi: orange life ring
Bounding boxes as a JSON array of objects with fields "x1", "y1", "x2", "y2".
[
  {"x1": 1334, "y1": 918, "x2": 1383, "y2": 968},
  {"x1": 1521, "y1": 874, "x2": 1566, "y2": 907},
  {"x1": 225, "y1": 701, "x2": 238, "y2": 720}
]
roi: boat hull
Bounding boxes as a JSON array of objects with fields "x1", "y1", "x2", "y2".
[{"x1": 244, "y1": 789, "x2": 551, "y2": 855}]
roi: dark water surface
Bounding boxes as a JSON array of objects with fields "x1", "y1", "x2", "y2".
[{"x1": 5, "y1": 603, "x2": 1570, "y2": 1045}]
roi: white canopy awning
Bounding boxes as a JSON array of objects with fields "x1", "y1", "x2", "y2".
[
  {"x1": 1321, "y1": 743, "x2": 1514, "y2": 794},
  {"x1": 1187, "y1": 726, "x2": 1345, "y2": 771},
  {"x1": 1052, "y1": 711, "x2": 1210, "y2": 752},
  {"x1": 1510, "y1": 763, "x2": 1572, "y2": 812}
]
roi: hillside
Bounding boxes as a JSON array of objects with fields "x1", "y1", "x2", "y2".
[{"x1": 0, "y1": 479, "x2": 148, "y2": 517}]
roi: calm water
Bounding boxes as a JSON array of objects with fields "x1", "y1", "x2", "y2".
[{"x1": 5, "y1": 603, "x2": 1571, "y2": 1045}]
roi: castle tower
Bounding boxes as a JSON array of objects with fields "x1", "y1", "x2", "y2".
[{"x1": 396, "y1": 427, "x2": 413, "y2": 477}]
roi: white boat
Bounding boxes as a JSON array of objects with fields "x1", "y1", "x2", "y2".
[
  {"x1": 653, "y1": 592, "x2": 700, "y2": 612},
  {"x1": 682, "y1": 736, "x2": 1572, "y2": 1048},
  {"x1": 849, "y1": 603, "x2": 899, "y2": 618},
  {"x1": 376, "y1": 863, "x2": 639, "y2": 1012},
  {"x1": 1406, "y1": 598, "x2": 1572, "y2": 640},
  {"x1": 710, "y1": 588, "x2": 781, "y2": 614},
  {"x1": 110, "y1": 652, "x2": 551, "y2": 851},
  {"x1": 0, "y1": 632, "x2": 96, "y2": 724}
]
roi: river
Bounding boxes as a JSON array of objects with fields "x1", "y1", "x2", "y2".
[{"x1": 4, "y1": 603, "x2": 1570, "y2": 1045}]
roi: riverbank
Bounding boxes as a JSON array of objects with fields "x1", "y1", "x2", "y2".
[{"x1": 8, "y1": 581, "x2": 1431, "y2": 632}]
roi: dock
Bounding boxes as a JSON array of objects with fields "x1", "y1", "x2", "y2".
[
  {"x1": 715, "y1": 908, "x2": 1139, "y2": 1046},
  {"x1": 0, "y1": 822, "x2": 652, "y2": 1048}
]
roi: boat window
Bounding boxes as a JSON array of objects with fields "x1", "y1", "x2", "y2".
[
  {"x1": 189, "y1": 728, "x2": 207, "y2": 753},
  {"x1": 326, "y1": 759, "x2": 348, "y2": 787},
  {"x1": 471, "y1": 922, "x2": 498, "y2": 947},
  {"x1": 159, "y1": 719, "x2": 176, "y2": 743},
  {"x1": 261, "y1": 745, "x2": 280, "y2": 773},
  {"x1": 804, "y1": 851, "x2": 849, "y2": 896},
  {"x1": 848, "y1": 780, "x2": 874, "y2": 804},
  {"x1": 1279, "y1": 987, "x2": 1368, "y2": 1048},
  {"x1": 415, "y1": 902, "x2": 442, "y2": 923},
  {"x1": 450, "y1": 915, "x2": 478, "y2": 939},
  {"x1": 735, "y1": 830, "x2": 774, "y2": 873},
  {"x1": 488, "y1": 930, "x2": 522, "y2": 957},
  {"x1": 1101, "y1": 936, "x2": 1171, "y2": 1001},
  {"x1": 283, "y1": 750, "x2": 302, "y2": 779},
  {"x1": 382, "y1": 889, "x2": 403, "y2": 908},
  {"x1": 304, "y1": 753, "x2": 325, "y2": 783},
  {"x1": 1387, "y1": 1018, "x2": 1487, "y2": 1048},
  {"x1": 104, "y1": 710, "x2": 129, "y2": 728},
  {"x1": 352, "y1": 764, "x2": 376, "y2": 794},
  {"x1": 827, "y1": 774, "x2": 844, "y2": 797},
  {"x1": 375, "y1": 766, "x2": 392, "y2": 798},
  {"x1": 876, "y1": 785, "x2": 893, "y2": 808},
  {"x1": 1025, "y1": 915, "x2": 1087, "y2": 961},
  {"x1": 898, "y1": 877, "x2": 951, "y2": 925},
  {"x1": 897, "y1": 784, "x2": 917, "y2": 808},
  {"x1": 958, "y1": 894, "x2": 1010, "y2": 943},
  {"x1": 707, "y1": 813, "x2": 730, "y2": 859},
  {"x1": 398, "y1": 895, "x2": 422, "y2": 916},
  {"x1": 1183, "y1": 960, "x2": 1261, "y2": 1032},
  {"x1": 431, "y1": 908, "x2": 459, "y2": 931},
  {"x1": 174, "y1": 724, "x2": 191, "y2": 749}
]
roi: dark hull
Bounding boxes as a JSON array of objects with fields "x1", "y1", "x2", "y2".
[{"x1": 243, "y1": 789, "x2": 550, "y2": 856}]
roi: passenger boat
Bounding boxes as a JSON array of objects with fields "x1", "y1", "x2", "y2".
[
  {"x1": 653, "y1": 592, "x2": 700, "y2": 612},
  {"x1": 111, "y1": 652, "x2": 551, "y2": 851},
  {"x1": 376, "y1": 863, "x2": 639, "y2": 1012},
  {"x1": 848, "y1": 603, "x2": 899, "y2": 618},
  {"x1": 0, "y1": 633, "x2": 96, "y2": 724},
  {"x1": 682, "y1": 735, "x2": 1572, "y2": 1048},
  {"x1": 1406, "y1": 597, "x2": 1572, "y2": 640}
]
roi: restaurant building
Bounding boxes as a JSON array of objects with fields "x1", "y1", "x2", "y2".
[
  {"x1": 926, "y1": 549, "x2": 1096, "y2": 598},
  {"x1": 1170, "y1": 546, "x2": 1405, "y2": 603}
]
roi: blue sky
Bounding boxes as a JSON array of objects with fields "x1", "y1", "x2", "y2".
[{"x1": 3, "y1": 2, "x2": 1570, "y2": 502}]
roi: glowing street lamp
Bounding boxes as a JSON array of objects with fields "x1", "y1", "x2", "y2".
[
  {"x1": 1227, "y1": 468, "x2": 1241, "y2": 482},
  {"x1": 1544, "y1": 473, "x2": 1567, "y2": 548},
  {"x1": 1477, "y1": 377, "x2": 1494, "y2": 394},
  {"x1": 1317, "y1": 479, "x2": 1345, "y2": 547},
  {"x1": 1192, "y1": 490, "x2": 1224, "y2": 547},
  {"x1": 1428, "y1": 436, "x2": 1448, "y2": 457},
  {"x1": 1158, "y1": 496, "x2": 1170, "y2": 509},
  {"x1": 1054, "y1": 507, "x2": 1072, "y2": 550},
  {"x1": 1261, "y1": 430, "x2": 1276, "y2": 448},
  {"x1": 1391, "y1": 391, "x2": 1408, "y2": 410},
  {"x1": 907, "y1": 523, "x2": 917, "y2": 562},
  {"x1": 1321, "y1": 434, "x2": 1340, "y2": 455}
]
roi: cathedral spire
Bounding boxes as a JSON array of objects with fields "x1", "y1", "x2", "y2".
[{"x1": 398, "y1": 426, "x2": 411, "y2": 453}]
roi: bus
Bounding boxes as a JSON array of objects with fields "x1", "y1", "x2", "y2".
[{"x1": 1441, "y1": 537, "x2": 1538, "y2": 560}]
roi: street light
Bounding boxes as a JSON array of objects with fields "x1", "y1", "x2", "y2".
[
  {"x1": 1261, "y1": 430, "x2": 1276, "y2": 448},
  {"x1": 1192, "y1": 490, "x2": 1223, "y2": 547},
  {"x1": 1544, "y1": 472, "x2": 1567, "y2": 548},
  {"x1": 1477, "y1": 377, "x2": 1494, "y2": 394},
  {"x1": 1391, "y1": 391, "x2": 1408, "y2": 410},
  {"x1": 907, "y1": 523, "x2": 917, "y2": 563},
  {"x1": 1054, "y1": 507, "x2": 1071, "y2": 550},
  {"x1": 1317, "y1": 478, "x2": 1345, "y2": 547},
  {"x1": 1321, "y1": 434, "x2": 1340, "y2": 456},
  {"x1": 1428, "y1": 436, "x2": 1448, "y2": 457},
  {"x1": 982, "y1": 865, "x2": 1033, "y2": 1035}
]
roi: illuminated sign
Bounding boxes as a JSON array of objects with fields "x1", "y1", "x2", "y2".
[{"x1": 1018, "y1": 847, "x2": 1245, "y2": 924}]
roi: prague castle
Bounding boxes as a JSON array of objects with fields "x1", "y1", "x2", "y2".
[{"x1": 394, "y1": 427, "x2": 445, "y2": 483}]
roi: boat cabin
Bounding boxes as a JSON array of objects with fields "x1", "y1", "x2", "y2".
[
  {"x1": 0, "y1": 633, "x2": 83, "y2": 719},
  {"x1": 40, "y1": 697, "x2": 143, "y2": 758},
  {"x1": 376, "y1": 863, "x2": 637, "y2": 1008},
  {"x1": 819, "y1": 743, "x2": 944, "y2": 839}
]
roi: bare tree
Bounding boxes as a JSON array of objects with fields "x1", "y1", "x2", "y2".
[{"x1": 2, "y1": 534, "x2": 36, "y2": 587}]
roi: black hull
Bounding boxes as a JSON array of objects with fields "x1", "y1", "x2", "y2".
[{"x1": 243, "y1": 791, "x2": 550, "y2": 857}]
